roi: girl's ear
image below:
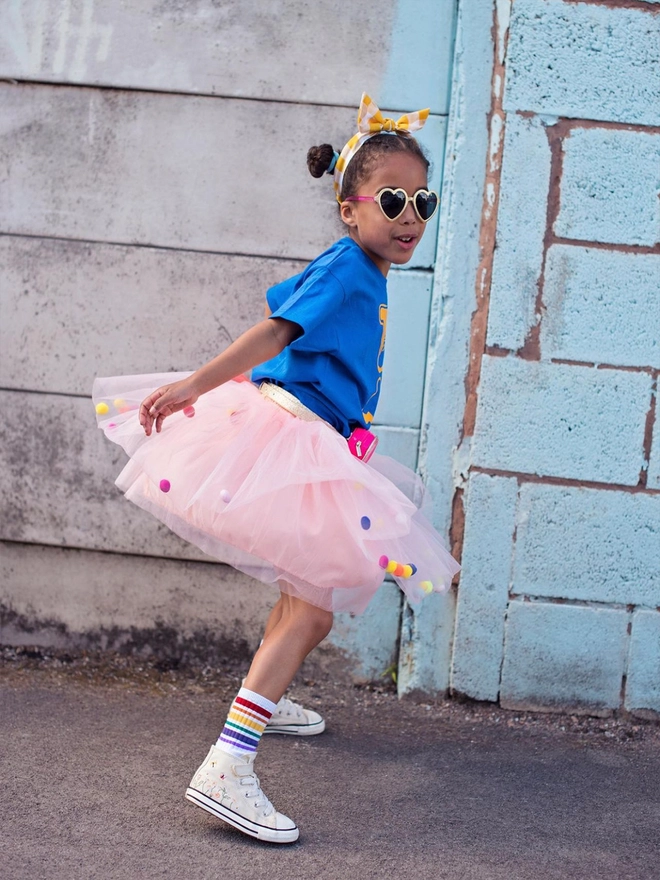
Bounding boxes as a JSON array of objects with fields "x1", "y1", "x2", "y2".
[{"x1": 340, "y1": 200, "x2": 358, "y2": 229}]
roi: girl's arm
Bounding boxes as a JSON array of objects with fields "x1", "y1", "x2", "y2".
[{"x1": 139, "y1": 316, "x2": 299, "y2": 435}]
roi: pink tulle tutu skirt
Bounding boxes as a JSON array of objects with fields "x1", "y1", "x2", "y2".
[{"x1": 92, "y1": 374, "x2": 460, "y2": 614}]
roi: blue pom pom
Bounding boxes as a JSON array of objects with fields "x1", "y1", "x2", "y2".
[{"x1": 360, "y1": 516, "x2": 371, "y2": 530}]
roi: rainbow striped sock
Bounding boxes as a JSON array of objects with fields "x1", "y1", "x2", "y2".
[{"x1": 216, "y1": 687, "x2": 277, "y2": 758}]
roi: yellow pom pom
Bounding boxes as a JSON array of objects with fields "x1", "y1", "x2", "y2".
[
  {"x1": 385, "y1": 560, "x2": 397, "y2": 574},
  {"x1": 113, "y1": 398, "x2": 125, "y2": 409},
  {"x1": 420, "y1": 580, "x2": 434, "y2": 594},
  {"x1": 95, "y1": 402, "x2": 109, "y2": 415},
  {"x1": 401, "y1": 565, "x2": 413, "y2": 579}
]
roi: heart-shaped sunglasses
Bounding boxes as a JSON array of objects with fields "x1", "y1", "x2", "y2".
[{"x1": 343, "y1": 187, "x2": 439, "y2": 223}]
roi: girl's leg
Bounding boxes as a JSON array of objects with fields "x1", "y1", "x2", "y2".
[
  {"x1": 245, "y1": 591, "x2": 333, "y2": 703},
  {"x1": 242, "y1": 594, "x2": 327, "y2": 735},
  {"x1": 186, "y1": 587, "x2": 332, "y2": 843},
  {"x1": 215, "y1": 587, "x2": 332, "y2": 757},
  {"x1": 216, "y1": 590, "x2": 331, "y2": 756},
  {"x1": 261, "y1": 594, "x2": 284, "y2": 641}
]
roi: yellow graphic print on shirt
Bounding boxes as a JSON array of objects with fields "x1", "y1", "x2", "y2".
[{"x1": 362, "y1": 303, "x2": 388, "y2": 424}]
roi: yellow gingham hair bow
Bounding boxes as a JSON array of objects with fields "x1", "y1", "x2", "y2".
[{"x1": 333, "y1": 93, "x2": 430, "y2": 201}]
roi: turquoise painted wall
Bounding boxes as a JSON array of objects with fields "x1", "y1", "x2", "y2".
[{"x1": 449, "y1": 0, "x2": 660, "y2": 715}]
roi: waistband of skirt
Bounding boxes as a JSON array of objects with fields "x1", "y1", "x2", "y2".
[{"x1": 259, "y1": 382, "x2": 329, "y2": 425}]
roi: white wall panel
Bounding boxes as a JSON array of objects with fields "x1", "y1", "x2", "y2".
[
  {"x1": 0, "y1": 84, "x2": 444, "y2": 267},
  {"x1": 0, "y1": 236, "x2": 302, "y2": 395},
  {"x1": 0, "y1": 0, "x2": 455, "y2": 113},
  {"x1": 0, "y1": 540, "x2": 272, "y2": 653},
  {"x1": 378, "y1": 270, "x2": 433, "y2": 428},
  {"x1": 0, "y1": 390, "x2": 209, "y2": 559},
  {"x1": 0, "y1": 84, "x2": 347, "y2": 261}
]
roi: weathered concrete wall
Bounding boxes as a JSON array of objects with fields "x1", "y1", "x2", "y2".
[
  {"x1": 0, "y1": 0, "x2": 458, "y2": 681},
  {"x1": 2, "y1": 0, "x2": 456, "y2": 111},
  {"x1": 398, "y1": 0, "x2": 496, "y2": 694},
  {"x1": 450, "y1": 0, "x2": 660, "y2": 715}
]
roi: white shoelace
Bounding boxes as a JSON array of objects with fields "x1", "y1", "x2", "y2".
[
  {"x1": 238, "y1": 768, "x2": 275, "y2": 817},
  {"x1": 276, "y1": 697, "x2": 304, "y2": 719}
]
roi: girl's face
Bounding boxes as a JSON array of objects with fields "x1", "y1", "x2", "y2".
[{"x1": 339, "y1": 152, "x2": 430, "y2": 276}]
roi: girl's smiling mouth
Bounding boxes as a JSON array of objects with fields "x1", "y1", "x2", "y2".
[{"x1": 394, "y1": 234, "x2": 418, "y2": 249}]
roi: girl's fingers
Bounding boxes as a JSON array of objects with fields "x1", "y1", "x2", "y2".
[
  {"x1": 139, "y1": 381, "x2": 196, "y2": 435},
  {"x1": 140, "y1": 388, "x2": 164, "y2": 420},
  {"x1": 139, "y1": 387, "x2": 168, "y2": 435}
]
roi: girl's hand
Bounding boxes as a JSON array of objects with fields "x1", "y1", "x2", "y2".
[
  {"x1": 138, "y1": 316, "x2": 298, "y2": 436},
  {"x1": 139, "y1": 378, "x2": 199, "y2": 436}
]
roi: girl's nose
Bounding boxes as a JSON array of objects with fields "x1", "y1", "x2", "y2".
[{"x1": 400, "y1": 202, "x2": 417, "y2": 223}]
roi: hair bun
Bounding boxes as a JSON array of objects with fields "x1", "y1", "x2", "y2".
[{"x1": 307, "y1": 144, "x2": 337, "y2": 178}]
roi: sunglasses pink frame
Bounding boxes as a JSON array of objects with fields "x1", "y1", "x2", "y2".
[{"x1": 342, "y1": 187, "x2": 439, "y2": 222}]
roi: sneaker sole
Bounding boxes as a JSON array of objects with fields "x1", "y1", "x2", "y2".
[
  {"x1": 185, "y1": 787, "x2": 299, "y2": 844},
  {"x1": 263, "y1": 719, "x2": 326, "y2": 737}
]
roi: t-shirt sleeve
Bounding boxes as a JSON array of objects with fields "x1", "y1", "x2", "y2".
[{"x1": 268, "y1": 267, "x2": 346, "y2": 338}]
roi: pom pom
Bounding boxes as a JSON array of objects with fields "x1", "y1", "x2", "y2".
[
  {"x1": 409, "y1": 564, "x2": 417, "y2": 575},
  {"x1": 420, "y1": 580, "x2": 434, "y2": 594},
  {"x1": 385, "y1": 560, "x2": 397, "y2": 574},
  {"x1": 360, "y1": 516, "x2": 371, "y2": 530},
  {"x1": 159, "y1": 479, "x2": 171, "y2": 493},
  {"x1": 393, "y1": 563, "x2": 406, "y2": 577},
  {"x1": 113, "y1": 398, "x2": 125, "y2": 409},
  {"x1": 95, "y1": 402, "x2": 109, "y2": 415},
  {"x1": 378, "y1": 555, "x2": 389, "y2": 570},
  {"x1": 401, "y1": 565, "x2": 413, "y2": 579},
  {"x1": 183, "y1": 406, "x2": 195, "y2": 418},
  {"x1": 220, "y1": 489, "x2": 231, "y2": 503}
]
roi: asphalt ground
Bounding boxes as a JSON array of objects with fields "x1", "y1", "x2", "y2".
[{"x1": 1, "y1": 648, "x2": 659, "y2": 880}]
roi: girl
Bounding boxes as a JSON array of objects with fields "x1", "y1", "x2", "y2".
[{"x1": 93, "y1": 93, "x2": 460, "y2": 844}]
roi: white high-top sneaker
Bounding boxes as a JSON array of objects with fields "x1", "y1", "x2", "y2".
[
  {"x1": 264, "y1": 696, "x2": 325, "y2": 736},
  {"x1": 185, "y1": 745, "x2": 299, "y2": 844}
]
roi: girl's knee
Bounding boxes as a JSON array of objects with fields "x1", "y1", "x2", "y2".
[
  {"x1": 312, "y1": 608, "x2": 333, "y2": 641},
  {"x1": 290, "y1": 599, "x2": 333, "y2": 641}
]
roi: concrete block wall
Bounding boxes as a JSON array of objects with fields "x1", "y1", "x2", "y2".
[
  {"x1": 0, "y1": 0, "x2": 458, "y2": 681},
  {"x1": 400, "y1": 0, "x2": 496, "y2": 695},
  {"x1": 451, "y1": 0, "x2": 660, "y2": 715}
]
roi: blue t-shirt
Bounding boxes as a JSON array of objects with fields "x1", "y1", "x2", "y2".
[{"x1": 252, "y1": 237, "x2": 388, "y2": 437}]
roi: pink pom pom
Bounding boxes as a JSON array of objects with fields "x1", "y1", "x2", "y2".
[
  {"x1": 378, "y1": 555, "x2": 389, "y2": 570},
  {"x1": 183, "y1": 406, "x2": 195, "y2": 418},
  {"x1": 159, "y1": 479, "x2": 171, "y2": 493}
]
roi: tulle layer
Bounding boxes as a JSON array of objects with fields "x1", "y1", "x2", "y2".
[{"x1": 92, "y1": 374, "x2": 460, "y2": 614}]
